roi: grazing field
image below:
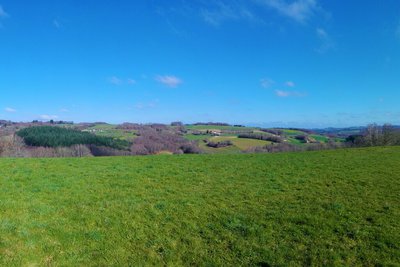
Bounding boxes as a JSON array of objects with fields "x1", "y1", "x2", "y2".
[
  {"x1": 198, "y1": 140, "x2": 241, "y2": 154},
  {"x1": 0, "y1": 147, "x2": 399, "y2": 265},
  {"x1": 184, "y1": 134, "x2": 210, "y2": 141},
  {"x1": 210, "y1": 136, "x2": 270, "y2": 150},
  {"x1": 309, "y1": 134, "x2": 330, "y2": 143},
  {"x1": 86, "y1": 124, "x2": 137, "y2": 140},
  {"x1": 185, "y1": 125, "x2": 256, "y2": 131}
]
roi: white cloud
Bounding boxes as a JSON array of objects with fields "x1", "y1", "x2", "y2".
[
  {"x1": 53, "y1": 19, "x2": 60, "y2": 29},
  {"x1": 39, "y1": 114, "x2": 59, "y2": 120},
  {"x1": 260, "y1": 78, "x2": 275, "y2": 88},
  {"x1": 257, "y1": 0, "x2": 318, "y2": 23},
  {"x1": 5, "y1": 107, "x2": 16, "y2": 113},
  {"x1": 0, "y1": 5, "x2": 8, "y2": 18},
  {"x1": 200, "y1": 1, "x2": 261, "y2": 26},
  {"x1": 127, "y1": 78, "x2": 136, "y2": 85},
  {"x1": 159, "y1": 1, "x2": 263, "y2": 28},
  {"x1": 108, "y1": 76, "x2": 122, "y2": 85},
  {"x1": 285, "y1": 81, "x2": 295, "y2": 87},
  {"x1": 108, "y1": 76, "x2": 137, "y2": 86},
  {"x1": 201, "y1": 2, "x2": 237, "y2": 26},
  {"x1": 134, "y1": 99, "x2": 159, "y2": 110},
  {"x1": 275, "y1": 89, "x2": 304, "y2": 97},
  {"x1": 316, "y1": 27, "x2": 327, "y2": 38},
  {"x1": 275, "y1": 90, "x2": 290, "y2": 97},
  {"x1": 316, "y1": 27, "x2": 334, "y2": 53},
  {"x1": 155, "y1": 75, "x2": 183, "y2": 88},
  {"x1": 396, "y1": 21, "x2": 400, "y2": 39},
  {"x1": 60, "y1": 108, "x2": 69, "y2": 112}
]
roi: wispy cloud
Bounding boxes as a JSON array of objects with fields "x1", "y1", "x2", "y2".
[
  {"x1": 0, "y1": 5, "x2": 9, "y2": 27},
  {"x1": 5, "y1": 107, "x2": 16, "y2": 113},
  {"x1": 257, "y1": 0, "x2": 319, "y2": 23},
  {"x1": 275, "y1": 90, "x2": 290, "y2": 97},
  {"x1": 127, "y1": 78, "x2": 136, "y2": 85},
  {"x1": 260, "y1": 78, "x2": 275, "y2": 88},
  {"x1": 200, "y1": 1, "x2": 260, "y2": 26},
  {"x1": 285, "y1": 81, "x2": 295, "y2": 87},
  {"x1": 39, "y1": 114, "x2": 59, "y2": 120},
  {"x1": 134, "y1": 99, "x2": 159, "y2": 110},
  {"x1": 60, "y1": 108, "x2": 69, "y2": 112},
  {"x1": 0, "y1": 5, "x2": 8, "y2": 18},
  {"x1": 108, "y1": 76, "x2": 122, "y2": 85},
  {"x1": 155, "y1": 75, "x2": 183, "y2": 88},
  {"x1": 316, "y1": 27, "x2": 327, "y2": 38},
  {"x1": 53, "y1": 19, "x2": 60, "y2": 29},
  {"x1": 275, "y1": 89, "x2": 305, "y2": 97},
  {"x1": 108, "y1": 76, "x2": 136, "y2": 86},
  {"x1": 201, "y1": 2, "x2": 237, "y2": 26},
  {"x1": 316, "y1": 27, "x2": 334, "y2": 53}
]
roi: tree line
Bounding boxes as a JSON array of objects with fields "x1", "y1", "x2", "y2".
[
  {"x1": 238, "y1": 133, "x2": 283, "y2": 143},
  {"x1": 346, "y1": 124, "x2": 400, "y2": 147},
  {"x1": 17, "y1": 126, "x2": 129, "y2": 150}
]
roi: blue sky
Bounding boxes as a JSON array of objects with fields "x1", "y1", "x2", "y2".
[{"x1": 1, "y1": 0, "x2": 400, "y2": 127}]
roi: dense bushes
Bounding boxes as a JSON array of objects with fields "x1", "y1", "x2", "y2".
[
  {"x1": 294, "y1": 135, "x2": 308, "y2": 143},
  {"x1": 206, "y1": 140, "x2": 233, "y2": 148},
  {"x1": 238, "y1": 133, "x2": 283, "y2": 143},
  {"x1": 346, "y1": 124, "x2": 400, "y2": 147},
  {"x1": 260, "y1": 128, "x2": 283, "y2": 135},
  {"x1": 193, "y1": 122, "x2": 230, "y2": 126},
  {"x1": 17, "y1": 126, "x2": 129, "y2": 150},
  {"x1": 131, "y1": 127, "x2": 200, "y2": 155}
]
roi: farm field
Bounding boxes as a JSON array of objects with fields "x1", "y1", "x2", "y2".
[
  {"x1": 185, "y1": 125, "x2": 256, "y2": 131},
  {"x1": 85, "y1": 124, "x2": 137, "y2": 140},
  {"x1": 206, "y1": 136, "x2": 271, "y2": 151},
  {"x1": 182, "y1": 124, "x2": 344, "y2": 153},
  {"x1": 0, "y1": 147, "x2": 399, "y2": 265}
]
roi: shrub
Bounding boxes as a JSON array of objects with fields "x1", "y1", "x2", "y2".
[
  {"x1": 294, "y1": 135, "x2": 308, "y2": 143},
  {"x1": 207, "y1": 140, "x2": 233, "y2": 148},
  {"x1": 193, "y1": 122, "x2": 230, "y2": 126},
  {"x1": 238, "y1": 133, "x2": 283, "y2": 143},
  {"x1": 131, "y1": 127, "x2": 200, "y2": 155},
  {"x1": 259, "y1": 129, "x2": 283, "y2": 135}
]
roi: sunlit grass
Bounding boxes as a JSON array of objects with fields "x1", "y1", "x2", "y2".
[
  {"x1": 0, "y1": 147, "x2": 399, "y2": 265},
  {"x1": 210, "y1": 136, "x2": 270, "y2": 150}
]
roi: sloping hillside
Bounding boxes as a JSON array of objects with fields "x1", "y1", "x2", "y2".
[{"x1": 0, "y1": 147, "x2": 399, "y2": 265}]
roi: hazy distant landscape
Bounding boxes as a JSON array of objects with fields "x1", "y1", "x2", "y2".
[{"x1": 1, "y1": 120, "x2": 400, "y2": 158}]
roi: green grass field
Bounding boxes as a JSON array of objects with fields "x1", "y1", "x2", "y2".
[
  {"x1": 210, "y1": 136, "x2": 270, "y2": 150},
  {"x1": 309, "y1": 134, "x2": 330, "y2": 143},
  {"x1": 185, "y1": 125, "x2": 256, "y2": 131},
  {"x1": 86, "y1": 124, "x2": 137, "y2": 140},
  {"x1": 198, "y1": 140, "x2": 241, "y2": 154},
  {"x1": 1, "y1": 147, "x2": 399, "y2": 265},
  {"x1": 184, "y1": 134, "x2": 210, "y2": 141},
  {"x1": 279, "y1": 129, "x2": 307, "y2": 136},
  {"x1": 196, "y1": 136, "x2": 270, "y2": 153}
]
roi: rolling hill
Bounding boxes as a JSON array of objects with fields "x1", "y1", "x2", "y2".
[{"x1": 0, "y1": 146, "x2": 399, "y2": 265}]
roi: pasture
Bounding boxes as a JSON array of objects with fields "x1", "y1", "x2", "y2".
[{"x1": 0, "y1": 147, "x2": 399, "y2": 265}]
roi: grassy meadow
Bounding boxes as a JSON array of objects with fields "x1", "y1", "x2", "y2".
[
  {"x1": 210, "y1": 136, "x2": 270, "y2": 149},
  {"x1": 0, "y1": 147, "x2": 399, "y2": 265},
  {"x1": 185, "y1": 125, "x2": 256, "y2": 131}
]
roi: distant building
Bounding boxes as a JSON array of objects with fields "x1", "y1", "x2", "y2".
[{"x1": 210, "y1": 130, "x2": 221, "y2": 136}]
